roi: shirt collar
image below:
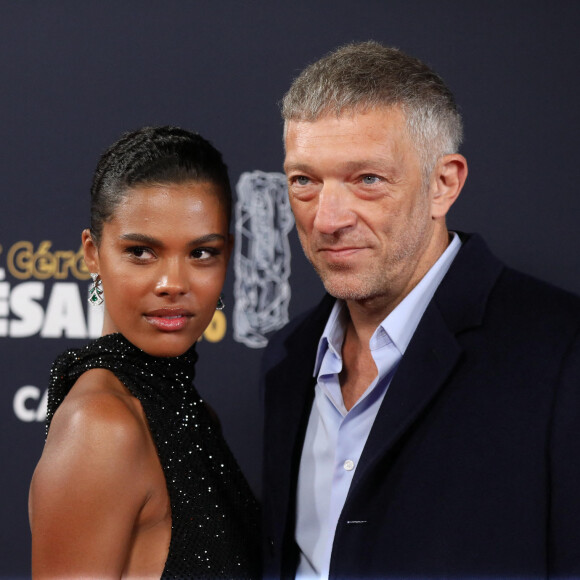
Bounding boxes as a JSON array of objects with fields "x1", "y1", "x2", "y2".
[{"x1": 313, "y1": 300, "x2": 346, "y2": 376}]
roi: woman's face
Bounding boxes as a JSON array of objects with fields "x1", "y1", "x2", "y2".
[{"x1": 83, "y1": 181, "x2": 232, "y2": 357}]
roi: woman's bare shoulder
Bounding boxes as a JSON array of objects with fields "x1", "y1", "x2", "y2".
[
  {"x1": 53, "y1": 367, "x2": 145, "y2": 433},
  {"x1": 33, "y1": 368, "x2": 151, "y2": 493}
]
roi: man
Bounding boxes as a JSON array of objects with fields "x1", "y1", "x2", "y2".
[{"x1": 261, "y1": 41, "x2": 580, "y2": 579}]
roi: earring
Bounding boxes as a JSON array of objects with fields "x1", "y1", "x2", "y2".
[
  {"x1": 88, "y1": 273, "x2": 104, "y2": 306},
  {"x1": 216, "y1": 295, "x2": 225, "y2": 311}
]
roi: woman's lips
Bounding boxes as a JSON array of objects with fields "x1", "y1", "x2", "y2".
[{"x1": 144, "y1": 309, "x2": 192, "y2": 332}]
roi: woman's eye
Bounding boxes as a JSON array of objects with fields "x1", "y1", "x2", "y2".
[
  {"x1": 192, "y1": 248, "x2": 217, "y2": 260},
  {"x1": 128, "y1": 246, "x2": 153, "y2": 259}
]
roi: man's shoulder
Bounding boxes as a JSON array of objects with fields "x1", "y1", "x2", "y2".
[
  {"x1": 465, "y1": 233, "x2": 578, "y2": 307},
  {"x1": 441, "y1": 232, "x2": 580, "y2": 335},
  {"x1": 490, "y1": 267, "x2": 580, "y2": 346},
  {"x1": 261, "y1": 294, "x2": 334, "y2": 376},
  {"x1": 498, "y1": 266, "x2": 580, "y2": 308},
  {"x1": 268, "y1": 293, "x2": 335, "y2": 349}
]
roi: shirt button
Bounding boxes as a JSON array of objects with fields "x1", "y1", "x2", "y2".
[{"x1": 343, "y1": 459, "x2": 355, "y2": 471}]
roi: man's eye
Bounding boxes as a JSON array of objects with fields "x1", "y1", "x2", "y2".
[
  {"x1": 362, "y1": 175, "x2": 380, "y2": 185},
  {"x1": 294, "y1": 176, "x2": 310, "y2": 186}
]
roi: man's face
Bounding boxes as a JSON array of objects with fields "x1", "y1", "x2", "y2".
[{"x1": 284, "y1": 106, "x2": 445, "y2": 310}]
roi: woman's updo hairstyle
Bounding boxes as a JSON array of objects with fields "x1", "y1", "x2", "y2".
[{"x1": 89, "y1": 126, "x2": 232, "y2": 244}]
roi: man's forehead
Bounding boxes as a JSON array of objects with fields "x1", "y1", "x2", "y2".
[
  {"x1": 286, "y1": 106, "x2": 406, "y2": 138},
  {"x1": 285, "y1": 108, "x2": 408, "y2": 155}
]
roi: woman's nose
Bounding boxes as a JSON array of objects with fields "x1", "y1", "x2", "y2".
[{"x1": 154, "y1": 259, "x2": 189, "y2": 296}]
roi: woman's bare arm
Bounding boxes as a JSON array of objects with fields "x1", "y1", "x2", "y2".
[{"x1": 29, "y1": 370, "x2": 154, "y2": 579}]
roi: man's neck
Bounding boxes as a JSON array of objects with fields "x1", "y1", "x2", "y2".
[{"x1": 339, "y1": 316, "x2": 378, "y2": 411}]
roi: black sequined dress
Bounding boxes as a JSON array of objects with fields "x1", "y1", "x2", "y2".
[{"x1": 46, "y1": 333, "x2": 261, "y2": 579}]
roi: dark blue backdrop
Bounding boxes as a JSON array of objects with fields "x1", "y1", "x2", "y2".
[{"x1": 1, "y1": 2, "x2": 579, "y2": 577}]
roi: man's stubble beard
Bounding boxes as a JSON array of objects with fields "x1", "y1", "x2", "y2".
[{"x1": 298, "y1": 201, "x2": 432, "y2": 303}]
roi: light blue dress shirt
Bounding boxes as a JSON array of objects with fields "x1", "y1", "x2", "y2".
[{"x1": 295, "y1": 233, "x2": 462, "y2": 580}]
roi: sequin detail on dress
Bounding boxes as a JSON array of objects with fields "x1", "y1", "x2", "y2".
[{"x1": 47, "y1": 333, "x2": 261, "y2": 579}]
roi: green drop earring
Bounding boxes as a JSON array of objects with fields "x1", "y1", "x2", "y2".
[{"x1": 89, "y1": 273, "x2": 104, "y2": 306}]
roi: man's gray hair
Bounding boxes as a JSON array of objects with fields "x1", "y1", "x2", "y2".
[{"x1": 281, "y1": 41, "x2": 463, "y2": 181}]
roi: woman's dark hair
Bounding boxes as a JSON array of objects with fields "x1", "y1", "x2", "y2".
[{"x1": 90, "y1": 126, "x2": 232, "y2": 243}]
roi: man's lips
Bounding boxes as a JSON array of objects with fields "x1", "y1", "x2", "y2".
[
  {"x1": 317, "y1": 246, "x2": 365, "y2": 259},
  {"x1": 144, "y1": 309, "x2": 192, "y2": 332}
]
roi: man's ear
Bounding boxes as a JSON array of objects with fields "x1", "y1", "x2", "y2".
[
  {"x1": 82, "y1": 229, "x2": 100, "y2": 272},
  {"x1": 430, "y1": 154, "x2": 468, "y2": 219}
]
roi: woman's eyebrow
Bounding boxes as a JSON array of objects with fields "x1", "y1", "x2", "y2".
[{"x1": 119, "y1": 232, "x2": 226, "y2": 246}]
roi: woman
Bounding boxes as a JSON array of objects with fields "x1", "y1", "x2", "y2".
[{"x1": 29, "y1": 126, "x2": 260, "y2": 578}]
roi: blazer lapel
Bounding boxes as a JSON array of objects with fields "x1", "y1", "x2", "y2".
[
  {"x1": 351, "y1": 304, "x2": 461, "y2": 489},
  {"x1": 350, "y1": 233, "x2": 504, "y2": 490}
]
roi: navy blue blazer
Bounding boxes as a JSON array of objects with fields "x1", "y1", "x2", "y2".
[{"x1": 261, "y1": 233, "x2": 580, "y2": 579}]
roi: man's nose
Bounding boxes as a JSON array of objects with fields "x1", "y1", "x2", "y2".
[
  {"x1": 312, "y1": 184, "x2": 356, "y2": 235},
  {"x1": 154, "y1": 259, "x2": 189, "y2": 296}
]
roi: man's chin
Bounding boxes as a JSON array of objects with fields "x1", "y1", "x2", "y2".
[{"x1": 321, "y1": 276, "x2": 373, "y2": 302}]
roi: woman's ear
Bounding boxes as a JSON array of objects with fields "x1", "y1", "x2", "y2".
[
  {"x1": 430, "y1": 154, "x2": 468, "y2": 219},
  {"x1": 82, "y1": 229, "x2": 99, "y2": 272}
]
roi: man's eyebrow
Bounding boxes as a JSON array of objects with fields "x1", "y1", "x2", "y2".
[
  {"x1": 119, "y1": 233, "x2": 226, "y2": 246},
  {"x1": 284, "y1": 159, "x2": 397, "y2": 173},
  {"x1": 283, "y1": 161, "x2": 311, "y2": 173}
]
